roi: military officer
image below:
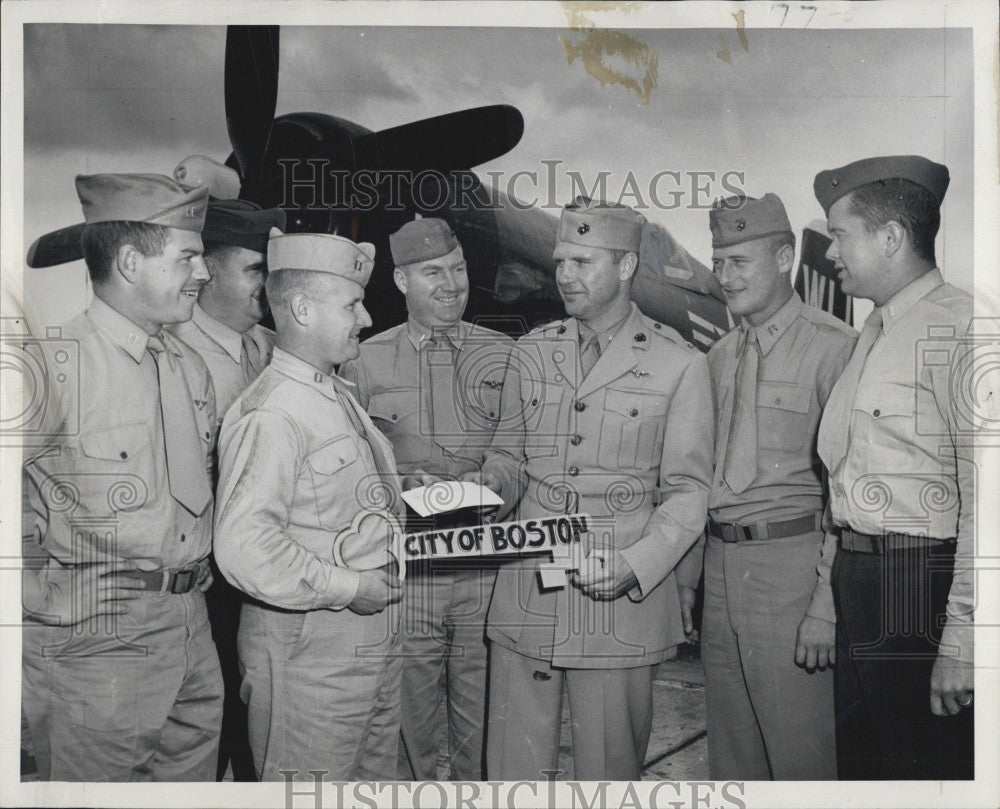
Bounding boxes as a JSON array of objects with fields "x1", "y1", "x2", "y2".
[
  {"x1": 340, "y1": 218, "x2": 513, "y2": 780},
  {"x1": 675, "y1": 194, "x2": 856, "y2": 779},
  {"x1": 172, "y1": 198, "x2": 284, "y2": 423},
  {"x1": 214, "y1": 229, "x2": 406, "y2": 781},
  {"x1": 170, "y1": 197, "x2": 284, "y2": 781},
  {"x1": 815, "y1": 156, "x2": 978, "y2": 779},
  {"x1": 20, "y1": 173, "x2": 222, "y2": 781},
  {"x1": 480, "y1": 198, "x2": 714, "y2": 780}
]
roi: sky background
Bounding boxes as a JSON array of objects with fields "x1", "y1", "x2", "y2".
[{"x1": 20, "y1": 23, "x2": 974, "y2": 326}]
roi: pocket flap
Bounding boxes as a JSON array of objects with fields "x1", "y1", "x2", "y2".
[
  {"x1": 307, "y1": 436, "x2": 359, "y2": 475},
  {"x1": 368, "y1": 390, "x2": 419, "y2": 424},
  {"x1": 758, "y1": 381, "x2": 811, "y2": 414},
  {"x1": 80, "y1": 423, "x2": 150, "y2": 461},
  {"x1": 604, "y1": 388, "x2": 667, "y2": 418}
]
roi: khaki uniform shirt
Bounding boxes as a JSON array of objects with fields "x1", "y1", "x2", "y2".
[
  {"x1": 22, "y1": 296, "x2": 216, "y2": 571},
  {"x1": 171, "y1": 304, "x2": 274, "y2": 423},
  {"x1": 676, "y1": 293, "x2": 857, "y2": 622},
  {"x1": 819, "y1": 269, "x2": 985, "y2": 661},
  {"x1": 340, "y1": 319, "x2": 513, "y2": 479},
  {"x1": 214, "y1": 348, "x2": 404, "y2": 611},
  {"x1": 483, "y1": 304, "x2": 714, "y2": 668}
]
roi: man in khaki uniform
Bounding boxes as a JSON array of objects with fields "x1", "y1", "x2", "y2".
[
  {"x1": 21, "y1": 173, "x2": 222, "y2": 781},
  {"x1": 214, "y1": 229, "x2": 406, "y2": 781},
  {"x1": 340, "y1": 218, "x2": 513, "y2": 780},
  {"x1": 675, "y1": 194, "x2": 856, "y2": 779},
  {"x1": 170, "y1": 197, "x2": 284, "y2": 780},
  {"x1": 481, "y1": 198, "x2": 714, "y2": 780}
]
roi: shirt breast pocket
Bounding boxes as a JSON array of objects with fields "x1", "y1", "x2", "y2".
[
  {"x1": 307, "y1": 437, "x2": 361, "y2": 529},
  {"x1": 757, "y1": 380, "x2": 812, "y2": 452},
  {"x1": 598, "y1": 388, "x2": 669, "y2": 470},
  {"x1": 368, "y1": 390, "x2": 419, "y2": 431},
  {"x1": 77, "y1": 422, "x2": 155, "y2": 515}
]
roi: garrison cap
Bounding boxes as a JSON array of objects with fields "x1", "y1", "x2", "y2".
[
  {"x1": 557, "y1": 196, "x2": 645, "y2": 252},
  {"x1": 710, "y1": 193, "x2": 792, "y2": 249},
  {"x1": 266, "y1": 228, "x2": 375, "y2": 287},
  {"x1": 813, "y1": 155, "x2": 950, "y2": 215},
  {"x1": 76, "y1": 173, "x2": 208, "y2": 232},
  {"x1": 173, "y1": 155, "x2": 242, "y2": 200},
  {"x1": 389, "y1": 218, "x2": 459, "y2": 267},
  {"x1": 202, "y1": 199, "x2": 286, "y2": 254}
]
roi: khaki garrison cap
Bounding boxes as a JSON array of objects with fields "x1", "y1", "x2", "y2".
[
  {"x1": 75, "y1": 173, "x2": 208, "y2": 232},
  {"x1": 389, "y1": 218, "x2": 459, "y2": 266},
  {"x1": 266, "y1": 228, "x2": 376, "y2": 287},
  {"x1": 557, "y1": 196, "x2": 646, "y2": 252},
  {"x1": 710, "y1": 193, "x2": 793, "y2": 249},
  {"x1": 813, "y1": 155, "x2": 950, "y2": 215}
]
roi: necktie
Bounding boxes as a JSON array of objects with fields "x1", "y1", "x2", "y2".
[
  {"x1": 147, "y1": 334, "x2": 211, "y2": 515},
  {"x1": 580, "y1": 332, "x2": 601, "y2": 377},
  {"x1": 240, "y1": 331, "x2": 264, "y2": 384},
  {"x1": 428, "y1": 334, "x2": 463, "y2": 452},
  {"x1": 331, "y1": 376, "x2": 405, "y2": 519},
  {"x1": 817, "y1": 307, "x2": 883, "y2": 471},
  {"x1": 722, "y1": 328, "x2": 760, "y2": 494}
]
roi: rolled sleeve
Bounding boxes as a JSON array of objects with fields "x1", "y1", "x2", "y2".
[
  {"x1": 620, "y1": 354, "x2": 713, "y2": 599},
  {"x1": 214, "y1": 410, "x2": 360, "y2": 611}
]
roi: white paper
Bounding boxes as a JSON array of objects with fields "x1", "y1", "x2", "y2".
[{"x1": 401, "y1": 481, "x2": 504, "y2": 517}]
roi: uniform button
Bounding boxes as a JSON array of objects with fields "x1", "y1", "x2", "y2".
[
  {"x1": 574, "y1": 400, "x2": 586, "y2": 412},
  {"x1": 533, "y1": 670, "x2": 552, "y2": 681},
  {"x1": 571, "y1": 434, "x2": 583, "y2": 445},
  {"x1": 873, "y1": 409, "x2": 881, "y2": 417},
  {"x1": 392, "y1": 414, "x2": 398, "y2": 420},
  {"x1": 568, "y1": 466, "x2": 579, "y2": 476},
  {"x1": 120, "y1": 450, "x2": 128, "y2": 459},
  {"x1": 180, "y1": 534, "x2": 186, "y2": 543},
  {"x1": 629, "y1": 408, "x2": 638, "y2": 417},
  {"x1": 489, "y1": 411, "x2": 496, "y2": 418},
  {"x1": 531, "y1": 398, "x2": 538, "y2": 406}
]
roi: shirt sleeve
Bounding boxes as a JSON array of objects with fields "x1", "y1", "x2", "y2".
[
  {"x1": 214, "y1": 409, "x2": 361, "y2": 610},
  {"x1": 619, "y1": 352, "x2": 714, "y2": 599}
]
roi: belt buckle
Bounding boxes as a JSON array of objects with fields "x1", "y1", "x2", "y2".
[
  {"x1": 170, "y1": 568, "x2": 195, "y2": 594},
  {"x1": 739, "y1": 524, "x2": 754, "y2": 542}
]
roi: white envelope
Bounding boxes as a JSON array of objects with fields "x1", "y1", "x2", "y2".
[{"x1": 401, "y1": 480, "x2": 504, "y2": 517}]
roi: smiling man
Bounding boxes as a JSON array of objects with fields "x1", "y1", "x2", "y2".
[
  {"x1": 21, "y1": 173, "x2": 222, "y2": 781},
  {"x1": 340, "y1": 218, "x2": 513, "y2": 780},
  {"x1": 213, "y1": 229, "x2": 406, "y2": 781},
  {"x1": 675, "y1": 194, "x2": 856, "y2": 780},
  {"x1": 815, "y1": 156, "x2": 979, "y2": 779},
  {"x1": 481, "y1": 197, "x2": 713, "y2": 781}
]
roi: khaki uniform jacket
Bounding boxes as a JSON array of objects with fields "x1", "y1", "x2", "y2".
[{"x1": 484, "y1": 304, "x2": 714, "y2": 668}]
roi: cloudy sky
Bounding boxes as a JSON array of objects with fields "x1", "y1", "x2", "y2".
[{"x1": 19, "y1": 19, "x2": 974, "y2": 325}]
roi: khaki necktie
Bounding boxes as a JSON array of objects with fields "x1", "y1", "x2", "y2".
[
  {"x1": 147, "y1": 334, "x2": 211, "y2": 515},
  {"x1": 817, "y1": 307, "x2": 883, "y2": 471},
  {"x1": 580, "y1": 332, "x2": 602, "y2": 378},
  {"x1": 722, "y1": 328, "x2": 760, "y2": 494},
  {"x1": 240, "y1": 331, "x2": 264, "y2": 384},
  {"x1": 331, "y1": 376, "x2": 404, "y2": 518},
  {"x1": 428, "y1": 334, "x2": 463, "y2": 453}
]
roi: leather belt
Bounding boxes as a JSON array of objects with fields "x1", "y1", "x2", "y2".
[
  {"x1": 839, "y1": 529, "x2": 956, "y2": 554},
  {"x1": 120, "y1": 558, "x2": 210, "y2": 594},
  {"x1": 707, "y1": 512, "x2": 822, "y2": 543}
]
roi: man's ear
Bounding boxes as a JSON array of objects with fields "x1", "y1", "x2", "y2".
[
  {"x1": 775, "y1": 243, "x2": 795, "y2": 275},
  {"x1": 290, "y1": 292, "x2": 310, "y2": 326},
  {"x1": 115, "y1": 244, "x2": 140, "y2": 284},
  {"x1": 393, "y1": 266, "x2": 408, "y2": 296},
  {"x1": 882, "y1": 220, "x2": 905, "y2": 258},
  {"x1": 618, "y1": 251, "x2": 639, "y2": 282}
]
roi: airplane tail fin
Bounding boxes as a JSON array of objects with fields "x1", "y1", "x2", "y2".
[{"x1": 794, "y1": 220, "x2": 855, "y2": 326}]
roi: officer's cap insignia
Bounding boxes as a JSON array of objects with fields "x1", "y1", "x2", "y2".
[{"x1": 577, "y1": 223, "x2": 590, "y2": 235}]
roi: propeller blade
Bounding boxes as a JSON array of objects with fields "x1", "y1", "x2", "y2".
[
  {"x1": 225, "y1": 25, "x2": 279, "y2": 184},
  {"x1": 26, "y1": 223, "x2": 85, "y2": 268},
  {"x1": 356, "y1": 105, "x2": 524, "y2": 173}
]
